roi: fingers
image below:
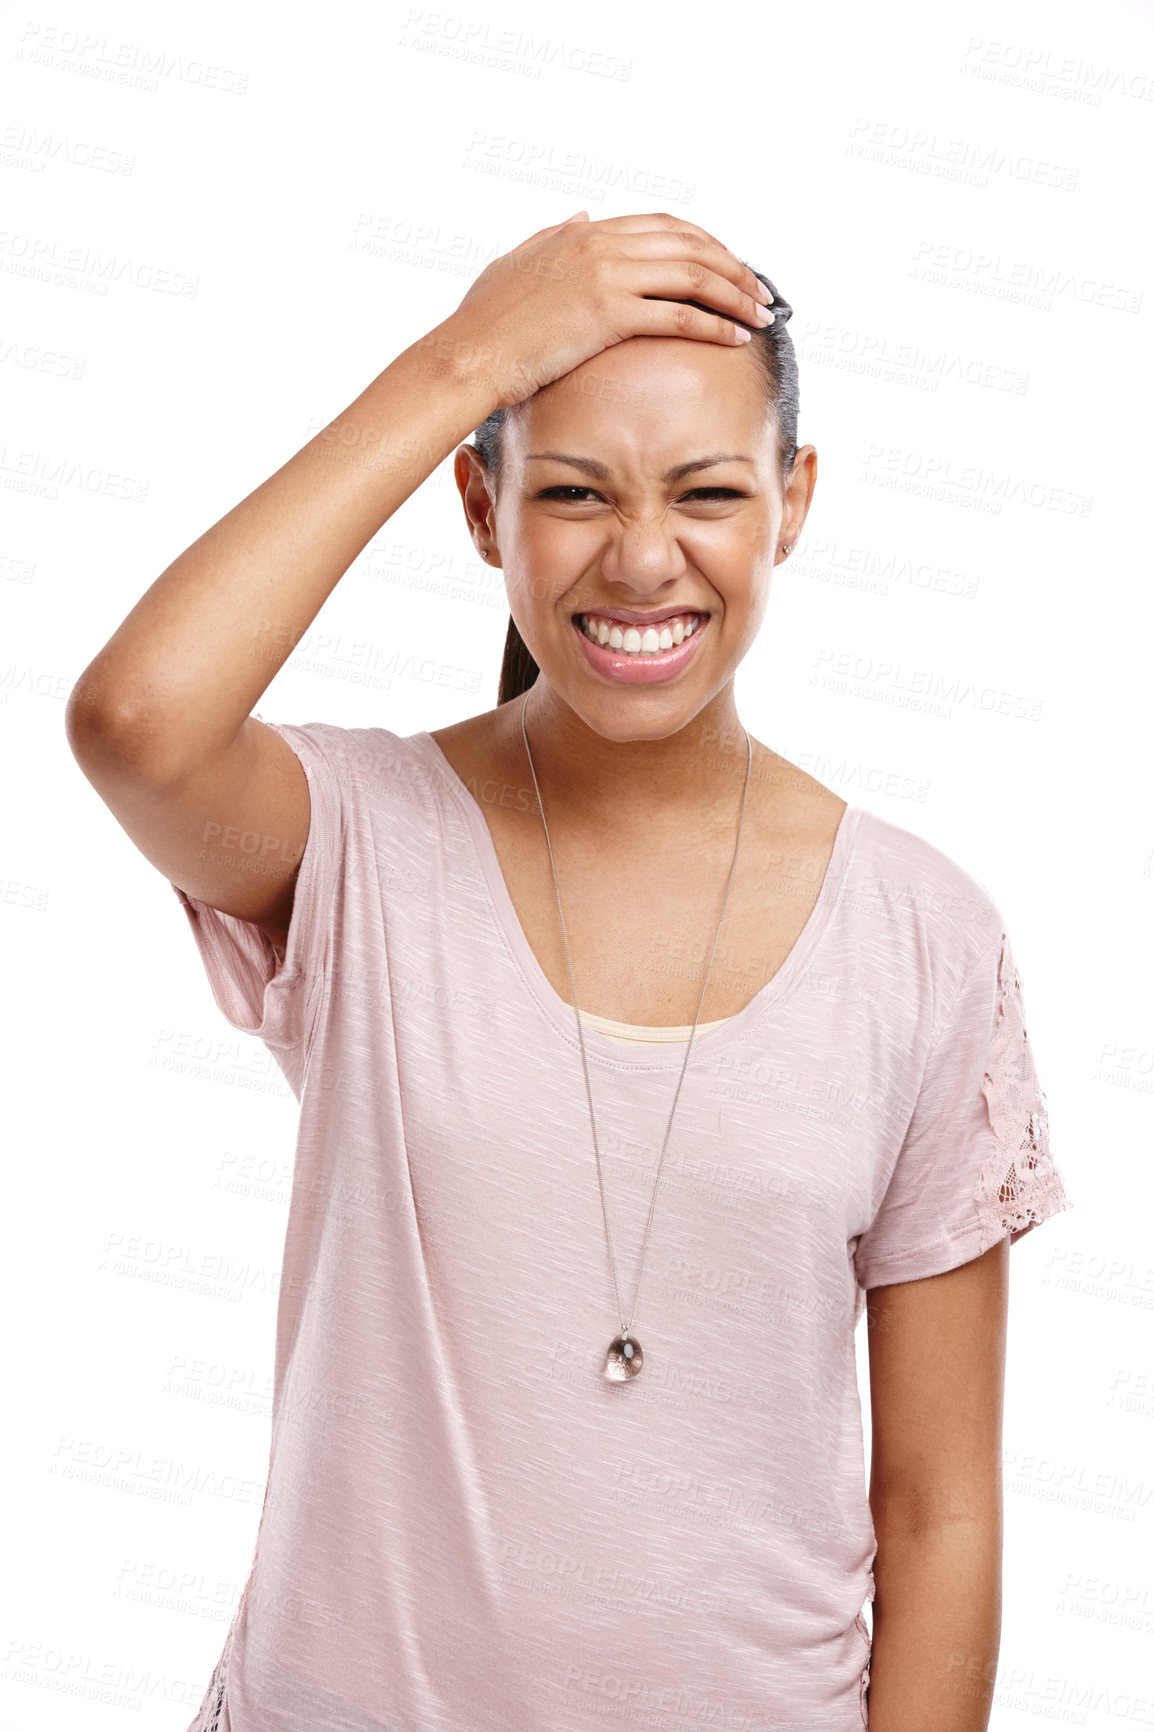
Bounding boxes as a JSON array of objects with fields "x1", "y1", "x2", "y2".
[
  {"x1": 573, "y1": 214, "x2": 770, "y2": 313},
  {"x1": 588, "y1": 233, "x2": 772, "y2": 332},
  {"x1": 505, "y1": 209, "x2": 774, "y2": 365},
  {"x1": 577, "y1": 210, "x2": 738, "y2": 257},
  {"x1": 621, "y1": 256, "x2": 773, "y2": 330},
  {"x1": 628, "y1": 299, "x2": 759, "y2": 348}
]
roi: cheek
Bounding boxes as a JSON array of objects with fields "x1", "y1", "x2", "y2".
[
  {"x1": 504, "y1": 521, "x2": 585, "y2": 611},
  {"x1": 727, "y1": 567, "x2": 772, "y2": 638}
]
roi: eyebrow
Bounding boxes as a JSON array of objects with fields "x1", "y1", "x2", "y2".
[{"x1": 523, "y1": 451, "x2": 755, "y2": 482}]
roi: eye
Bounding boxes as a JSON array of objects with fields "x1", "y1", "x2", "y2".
[{"x1": 532, "y1": 485, "x2": 748, "y2": 502}]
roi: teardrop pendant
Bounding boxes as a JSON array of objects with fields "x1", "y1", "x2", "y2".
[{"x1": 603, "y1": 1333, "x2": 644, "y2": 1381}]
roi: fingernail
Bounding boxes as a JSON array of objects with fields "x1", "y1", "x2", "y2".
[{"x1": 734, "y1": 327, "x2": 752, "y2": 343}]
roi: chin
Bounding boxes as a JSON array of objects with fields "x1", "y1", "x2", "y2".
[{"x1": 558, "y1": 679, "x2": 719, "y2": 744}]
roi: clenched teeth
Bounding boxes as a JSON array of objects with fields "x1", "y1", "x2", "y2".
[{"x1": 578, "y1": 612, "x2": 704, "y2": 654}]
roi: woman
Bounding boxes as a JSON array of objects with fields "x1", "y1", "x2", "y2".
[{"x1": 66, "y1": 210, "x2": 1072, "y2": 1731}]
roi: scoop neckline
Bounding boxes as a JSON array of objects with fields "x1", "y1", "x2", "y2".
[{"x1": 409, "y1": 728, "x2": 864, "y2": 1071}]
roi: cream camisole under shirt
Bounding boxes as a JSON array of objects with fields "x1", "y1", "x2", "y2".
[{"x1": 575, "y1": 1008, "x2": 733, "y2": 1045}]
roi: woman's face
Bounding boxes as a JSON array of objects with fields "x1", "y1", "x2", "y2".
[{"x1": 458, "y1": 334, "x2": 816, "y2": 741}]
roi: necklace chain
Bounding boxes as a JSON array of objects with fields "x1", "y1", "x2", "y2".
[{"x1": 519, "y1": 689, "x2": 754, "y2": 1347}]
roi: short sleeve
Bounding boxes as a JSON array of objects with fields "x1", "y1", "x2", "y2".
[
  {"x1": 854, "y1": 928, "x2": 1075, "y2": 1289},
  {"x1": 169, "y1": 719, "x2": 347, "y2": 1063}
]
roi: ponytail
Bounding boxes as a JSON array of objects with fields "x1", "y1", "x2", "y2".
[{"x1": 497, "y1": 615, "x2": 539, "y2": 707}]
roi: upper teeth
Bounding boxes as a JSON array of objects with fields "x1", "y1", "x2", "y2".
[{"x1": 579, "y1": 612, "x2": 703, "y2": 654}]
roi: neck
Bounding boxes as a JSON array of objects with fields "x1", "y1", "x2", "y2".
[{"x1": 514, "y1": 677, "x2": 750, "y2": 823}]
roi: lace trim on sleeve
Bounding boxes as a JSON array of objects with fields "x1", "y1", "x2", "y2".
[{"x1": 974, "y1": 933, "x2": 1072, "y2": 1249}]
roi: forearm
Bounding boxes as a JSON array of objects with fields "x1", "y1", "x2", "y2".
[
  {"x1": 866, "y1": 1514, "x2": 1002, "y2": 1730},
  {"x1": 68, "y1": 328, "x2": 496, "y2": 778}
]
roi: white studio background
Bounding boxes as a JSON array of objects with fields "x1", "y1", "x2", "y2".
[{"x1": 2, "y1": 1, "x2": 1151, "y2": 1727}]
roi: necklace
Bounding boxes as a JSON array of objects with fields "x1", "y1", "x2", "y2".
[{"x1": 519, "y1": 690, "x2": 753, "y2": 1381}]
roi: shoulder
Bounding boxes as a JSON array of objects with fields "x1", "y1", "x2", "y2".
[
  {"x1": 752, "y1": 745, "x2": 1004, "y2": 968},
  {"x1": 257, "y1": 716, "x2": 446, "y2": 807},
  {"x1": 747, "y1": 744, "x2": 848, "y2": 875},
  {"x1": 848, "y1": 802, "x2": 1005, "y2": 970}
]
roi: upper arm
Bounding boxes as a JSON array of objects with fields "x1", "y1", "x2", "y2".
[
  {"x1": 65, "y1": 706, "x2": 311, "y2": 957},
  {"x1": 865, "y1": 1237, "x2": 1009, "y2": 1530}
]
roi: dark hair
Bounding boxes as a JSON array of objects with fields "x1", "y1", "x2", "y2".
[{"x1": 472, "y1": 266, "x2": 798, "y2": 707}]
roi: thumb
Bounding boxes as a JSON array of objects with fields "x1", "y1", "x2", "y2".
[{"x1": 561, "y1": 210, "x2": 590, "y2": 223}]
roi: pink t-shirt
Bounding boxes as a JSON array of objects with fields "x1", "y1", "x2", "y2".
[{"x1": 171, "y1": 719, "x2": 1074, "y2": 1732}]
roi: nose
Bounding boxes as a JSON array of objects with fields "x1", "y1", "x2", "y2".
[{"x1": 594, "y1": 514, "x2": 691, "y2": 599}]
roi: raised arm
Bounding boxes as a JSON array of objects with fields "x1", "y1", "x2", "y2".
[
  {"x1": 64, "y1": 337, "x2": 497, "y2": 953},
  {"x1": 863, "y1": 1237, "x2": 1010, "y2": 1731}
]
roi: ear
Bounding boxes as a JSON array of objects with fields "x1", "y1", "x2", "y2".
[{"x1": 453, "y1": 444, "x2": 500, "y2": 563}]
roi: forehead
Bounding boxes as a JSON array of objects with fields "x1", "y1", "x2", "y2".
[{"x1": 505, "y1": 336, "x2": 771, "y2": 460}]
